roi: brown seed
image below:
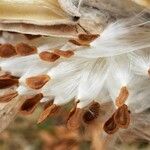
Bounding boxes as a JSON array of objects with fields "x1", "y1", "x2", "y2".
[
  {"x1": 83, "y1": 102, "x2": 100, "y2": 124},
  {"x1": 67, "y1": 106, "x2": 77, "y2": 122},
  {"x1": 15, "y1": 43, "x2": 37, "y2": 56},
  {"x1": 67, "y1": 108, "x2": 83, "y2": 130},
  {"x1": 38, "y1": 104, "x2": 60, "y2": 124},
  {"x1": 69, "y1": 39, "x2": 90, "y2": 46},
  {"x1": 114, "y1": 104, "x2": 130, "y2": 129},
  {"x1": 115, "y1": 87, "x2": 129, "y2": 107},
  {"x1": 103, "y1": 114, "x2": 119, "y2": 134},
  {"x1": 78, "y1": 34, "x2": 99, "y2": 42},
  {"x1": 148, "y1": 68, "x2": 150, "y2": 76},
  {"x1": 0, "y1": 44, "x2": 16, "y2": 58},
  {"x1": 20, "y1": 93, "x2": 43, "y2": 115},
  {"x1": 39, "y1": 51, "x2": 60, "y2": 62},
  {"x1": 0, "y1": 75, "x2": 19, "y2": 89},
  {"x1": 53, "y1": 49, "x2": 74, "y2": 58},
  {"x1": 26, "y1": 75, "x2": 50, "y2": 89},
  {"x1": 0, "y1": 92, "x2": 18, "y2": 103},
  {"x1": 24, "y1": 34, "x2": 41, "y2": 40}
]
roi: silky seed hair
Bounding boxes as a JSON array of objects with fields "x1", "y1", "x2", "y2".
[{"x1": 0, "y1": 0, "x2": 149, "y2": 145}]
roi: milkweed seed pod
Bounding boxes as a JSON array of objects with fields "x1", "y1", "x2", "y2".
[{"x1": 0, "y1": 0, "x2": 150, "y2": 147}]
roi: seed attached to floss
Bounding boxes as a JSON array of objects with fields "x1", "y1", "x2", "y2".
[
  {"x1": 26, "y1": 75, "x2": 50, "y2": 90},
  {"x1": 67, "y1": 107, "x2": 83, "y2": 130},
  {"x1": 103, "y1": 114, "x2": 119, "y2": 134},
  {"x1": 78, "y1": 34, "x2": 99, "y2": 42},
  {"x1": 24, "y1": 34, "x2": 41, "y2": 40},
  {"x1": 0, "y1": 75, "x2": 19, "y2": 89},
  {"x1": 115, "y1": 86, "x2": 129, "y2": 107},
  {"x1": 67, "y1": 101, "x2": 79, "y2": 122},
  {"x1": 39, "y1": 51, "x2": 60, "y2": 62},
  {"x1": 0, "y1": 92, "x2": 18, "y2": 103},
  {"x1": 15, "y1": 43, "x2": 37, "y2": 56},
  {"x1": 114, "y1": 104, "x2": 130, "y2": 129},
  {"x1": 83, "y1": 102, "x2": 100, "y2": 124},
  {"x1": 20, "y1": 93, "x2": 43, "y2": 115},
  {"x1": 69, "y1": 34, "x2": 99, "y2": 46},
  {"x1": 38, "y1": 104, "x2": 60, "y2": 124},
  {"x1": 53, "y1": 49, "x2": 74, "y2": 58},
  {"x1": 148, "y1": 68, "x2": 150, "y2": 76},
  {"x1": 0, "y1": 43, "x2": 17, "y2": 58}
]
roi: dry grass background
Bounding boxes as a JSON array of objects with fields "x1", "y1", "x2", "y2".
[{"x1": 0, "y1": 106, "x2": 149, "y2": 150}]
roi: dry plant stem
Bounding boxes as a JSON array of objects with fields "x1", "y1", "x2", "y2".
[{"x1": 91, "y1": 123, "x2": 112, "y2": 150}]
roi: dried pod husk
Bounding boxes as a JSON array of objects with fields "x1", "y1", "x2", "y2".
[
  {"x1": 83, "y1": 102, "x2": 100, "y2": 124},
  {"x1": 0, "y1": 0, "x2": 82, "y2": 37},
  {"x1": 103, "y1": 114, "x2": 119, "y2": 134},
  {"x1": 20, "y1": 93, "x2": 43, "y2": 115},
  {"x1": 132, "y1": 0, "x2": 150, "y2": 8},
  {"x1": 114, "y1": 104, "x2": 130, "y2": 129}
]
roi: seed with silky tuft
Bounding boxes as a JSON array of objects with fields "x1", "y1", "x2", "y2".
[
  {"x1": 39, "y1": 51, "x2": 60, "y2": 62},
  {"x1": 0, "y1": 44, "x2": 16, "y2": 58},
  {"x1": 83, "y1": 102, "x2": 100, "y2": 124},
  {"x1": 15, "y1": 43, "x2": 37, "y2": 56},
  {"x1": 26, "y1": 75, "x2": 50, "y2": 89}
]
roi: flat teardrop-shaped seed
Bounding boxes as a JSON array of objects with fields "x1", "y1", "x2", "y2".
[
  {"x1": 53, "y1": 49, "x2": 74, "y2": 58},
  {"x1": 115, "y1": 87, "x2": 129, "y2": 107},
  {"x1": 78, "y1": 34, "x2": 99, "y2": 42},
  {"x1": 0, "y1": 44, "x2": 17, "y2": 58},
  {"x1": 38, "y1": 104, "x2": 60, "y2": 124},
  {"x1": 148, "y1": 69, "x2": 150, "y2": 76},
  {"x1": 24, "y1": 34, "x2": 42, "y2": 40},
  {"x1": 20, "y1": 93, "x2": 43, "y2": 115},
  {"x1": 114, "y1": 104, "x2": 130, "y2": 129},
  {"x1": 103, "y1": 114, "x2": 119, "y2": 134},
  {"x1": 26, "y1": 75, "x2": 50, "y2": 90},
  {"x1": 15, "y1": 43, "x2": 37, "y2": 56},
  {"x1": 69, "y1": 39, "x2": 89, "y2": 46},
  {"x1": 69, "y1": 34, "x2": 99, "y2": 46},
  {"x1": 67, "y1": 108, "x2": 83, "y2": 130},
  {"x1": 83, "y1": 102, "x2": 100, "y2": 124},
  {"x1": 0, "y1": 92, "x2": 18, "y2": 103},
  {"x1": 0, "y1": 75, "x2": 19, "y2": 89},
  {"x1": 39, "y1": 51, "x2": 60, "y2": 62}
]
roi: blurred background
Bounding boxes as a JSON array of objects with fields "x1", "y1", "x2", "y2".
[{"x1": 0, "y1": 106, "x2": 149, "y2": 150}]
